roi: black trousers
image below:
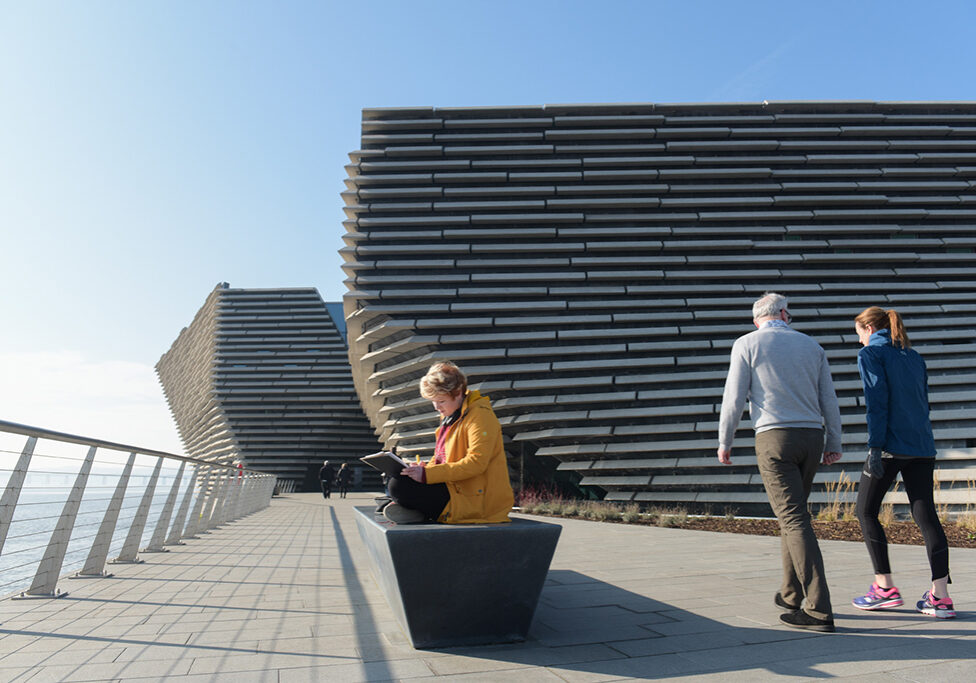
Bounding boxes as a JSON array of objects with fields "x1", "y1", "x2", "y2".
[
  {"x1": 856, "y1": 457, "x2": 949, "y2": 581},
  {"x1": 387, "y1": 472, "x2": 450, "y2": 521}
]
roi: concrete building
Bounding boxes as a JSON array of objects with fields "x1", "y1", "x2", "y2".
[
  {"x1": 340, "y1": 101, "x2": 976, "y2": 513},
  {"x1": 157, "y1": 283, "x2": 382, "y2": 490}
]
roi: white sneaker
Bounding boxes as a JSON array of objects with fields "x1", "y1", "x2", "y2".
[{"x1": 383, "y1": 503, "x2": 426, "y2": 524}]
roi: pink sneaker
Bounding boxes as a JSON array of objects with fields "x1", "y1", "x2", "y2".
[
  {"x1": 852, "y1": 583, "x2": 903, "y2": 610},
  {"x1": 916, "y1": 591, "x2": 955, "y2": 619}
]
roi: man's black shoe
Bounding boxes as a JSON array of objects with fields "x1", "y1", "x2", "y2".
[
  {"x1": 779, "y1": 610, "x2": 835, "y2": 633},
  {"x1": 775, "y1": 592, "x2": 801, "y2": 612}
]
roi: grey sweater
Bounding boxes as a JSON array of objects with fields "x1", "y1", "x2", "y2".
[{"x1": 718, "y1": 323, "x2": 842, "y2": 453}]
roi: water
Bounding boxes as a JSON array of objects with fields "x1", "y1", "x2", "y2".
[{"x1": 0, "y1": 473, "x2": 197, "y2": 596}]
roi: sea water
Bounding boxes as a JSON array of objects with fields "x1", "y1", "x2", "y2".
[{"x1": 0, "y1": 470, "x2": 195, "y2": 596}]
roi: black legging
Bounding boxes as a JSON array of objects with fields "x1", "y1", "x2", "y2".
[
  {"x1": 856, "y1": 457, "x2": 949, "y2": 581},
  {"x1": 387, "y1": 472, "x2": 450, "y2": 521}
]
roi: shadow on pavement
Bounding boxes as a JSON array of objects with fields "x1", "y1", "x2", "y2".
[{"x1": 428, "y1": 569, "x2": 969, "y2": 679}]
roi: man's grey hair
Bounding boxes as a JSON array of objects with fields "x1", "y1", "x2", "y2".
[{"x1": 752, "y1": 292, "x2": 788, "y2": 321}]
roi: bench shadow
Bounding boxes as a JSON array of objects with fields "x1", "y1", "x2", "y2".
[{"x1": 432, "y1": 569, "x2": 970, "y2": 679}]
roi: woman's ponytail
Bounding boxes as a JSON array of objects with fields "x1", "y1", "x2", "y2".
[
  {"x1": 887, "y1": 309, "x2": 911, "y2": 349},
  {"x1": 855, "y1": 306, "x2": 911, "y2": 349}
]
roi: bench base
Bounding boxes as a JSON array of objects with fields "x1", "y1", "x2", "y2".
[{"x1": 354, "y1": 506, "x2": 561, "y2": 649}]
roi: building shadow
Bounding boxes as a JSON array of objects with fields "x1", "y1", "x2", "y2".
[{"x1": 429, "y1": 569, "x2": 970, "y2": 679}]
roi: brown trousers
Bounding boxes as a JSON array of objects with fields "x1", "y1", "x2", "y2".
[{"x1": 756, "y1": 427, "x2": 832, "y2": 620}]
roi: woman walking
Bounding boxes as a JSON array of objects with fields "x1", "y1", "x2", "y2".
[
  {"x1": 851, "y1": 307, "x2": 954, "y2": 618},
  {"x1": 337, "y1": 463, "x2": 352, "y2": 498}
]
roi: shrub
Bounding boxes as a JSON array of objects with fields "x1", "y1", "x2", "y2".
[
  {"x1": 818, "y1": 471, "x2": 855, "y2": 522},
  {"x1": 659, "y1": 507, "x2": 688, "y2": 528},
  {"x1": 956, "y1": 480, "x2": 976, "y2": 533},
  {"x1": 878, "y1": 481, "x2": 898, "y2": 527},
  {"x1": 515, "y1": 484, "x2": 559, "y2": 509},
  {"x1": 934, "y1": 477, "x2": 951, "y2": 526},
  {"x1": 643, "y1": 507, "x2": 661, "y2": 525},
  {"x1": 591, "y1": 502, "x2": 620, "y2": 522},
  {"x1": 621, "y1": 503, "x2": 642, "y2": 524}
]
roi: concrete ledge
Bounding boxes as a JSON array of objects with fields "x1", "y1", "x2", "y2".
[{"x1": 354, "y1": 506, "x2": 560, "y2": 649}]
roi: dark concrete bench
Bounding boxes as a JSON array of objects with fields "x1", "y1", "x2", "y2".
[{"x1": 353, "y1": 506, "x2": 561, "y2": 649}]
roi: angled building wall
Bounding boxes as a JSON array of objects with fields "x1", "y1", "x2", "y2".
[
  {"x1": 157, "y1": 283, "x2": 382, "y2": 490},
  {"x1": 341, "y1": 101, "x2": 976, "y2": 512}
]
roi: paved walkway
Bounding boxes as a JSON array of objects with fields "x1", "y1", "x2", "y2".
[{"x1": 1, "y1": 492, "x2": 973, "y2": 682}]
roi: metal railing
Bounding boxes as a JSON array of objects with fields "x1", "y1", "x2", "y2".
[{"x1": 0, "y1": 419, "x2": 276, "y2": 599}]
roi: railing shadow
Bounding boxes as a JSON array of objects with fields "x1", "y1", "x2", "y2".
[
  {"x1": 0, "y1": 626, "x2": 359, "y2": 661},
  {"x1": 329, "y1": 505, "x2": 395, "y2": 678}
]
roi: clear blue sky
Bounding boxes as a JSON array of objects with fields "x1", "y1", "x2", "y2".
[{"x1": 1, "y1": 0, "x2": 973, "y2": 450}]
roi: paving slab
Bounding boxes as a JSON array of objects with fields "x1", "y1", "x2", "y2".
[{"x1": 0, "y1": 491, "x2": 973, "y2": 681}]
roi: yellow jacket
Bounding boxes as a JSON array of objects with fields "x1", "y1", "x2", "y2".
[{"x1": 423, "y1": 390, "x2": 514, "y2": 524}]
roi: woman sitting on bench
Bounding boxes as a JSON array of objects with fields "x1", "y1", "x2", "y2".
[{"x1": 383, "y1": 361, "x2": 514, "y2": 525}]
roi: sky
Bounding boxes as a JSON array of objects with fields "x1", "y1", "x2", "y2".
[{"x1": 1, "y1": 0, "x2": 974, "y2": 453}]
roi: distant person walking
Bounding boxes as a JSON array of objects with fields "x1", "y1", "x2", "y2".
[
  {"x1": 718, "y1": 292, "x2": 843, "y2": 632},
  {"x1": 850, "y1": 307, "x2": 955, "y2": 618},
  {"x1": 337, "y1": 463, "x2": 352, "y2": 498},
  {"x1": 318, "y1": 460, "x2": 336, "y2": 500}
]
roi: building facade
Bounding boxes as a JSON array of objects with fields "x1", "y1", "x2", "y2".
[
  {"x1": 157, "y1": 283, "x2": 382, "y2": 490},
  {"x1": 341, "y1": 101, "x2": 976, "y2": 512}
]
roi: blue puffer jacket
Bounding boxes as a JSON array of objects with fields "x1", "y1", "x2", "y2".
[{"x1": 857, "y1": 329, "x2": 936, "y2": 458}]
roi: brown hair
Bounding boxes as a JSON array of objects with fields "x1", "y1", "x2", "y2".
[
  {"x1": 855, "y1": 306, "x2": 911, "y2": 349},
  {"x1": 419, "y1": 361, "x2": 467, "y2": 399}
]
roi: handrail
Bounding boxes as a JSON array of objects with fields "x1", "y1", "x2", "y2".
[
  {"x1": 0, "y1": 419, "x2": 250, "y2": 472},
  {"x1": 0, "y1": 419, "x2": 277, "y2": 600}
]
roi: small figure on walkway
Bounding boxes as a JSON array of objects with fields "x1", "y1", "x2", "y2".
[
  {"x1": 319, "y1": 460, "x2": 336, "y2": 500},
  {"x1": 718, "y1": 292, "x2": 842, "y2": 633},
  {"x1": 383, "y1": 361, "x2": 514, "y2": 525},
  {"x1": 850, "y1": 307, "x2": 955, "y2": 618},
  {"x1": 337, "y1": 463, "x2": 352, "y2": 498}
]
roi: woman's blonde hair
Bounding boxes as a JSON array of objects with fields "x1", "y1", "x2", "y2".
[
  {"x1": 419, "y1": 361, "x2": 467, "y2": 399},
  {"x1": 855, "y1": 306, "x2": 911, "y2": 349}
]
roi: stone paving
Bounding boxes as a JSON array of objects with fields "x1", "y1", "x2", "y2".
[{"x1": 0, "y1": 492, "x2": 973, "y2": 682}]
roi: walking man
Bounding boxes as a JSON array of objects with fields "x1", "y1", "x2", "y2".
[
  {"x1": 718, "y1": 292, "x2": 843, "y2": 632},
  {"x1": 319, "y1": 460, "x2": 336, "y2": 500}
]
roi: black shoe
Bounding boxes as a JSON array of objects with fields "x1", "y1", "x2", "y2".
[
  {"x1": 374, "y1": 496, "x2": 392, "y2": 514},
  {"x1": 779, "y1": 610, "x2": 835, "y2": 633},
  {"x1": 775, "y1": 592, "x2": 801, "y2": 612}
]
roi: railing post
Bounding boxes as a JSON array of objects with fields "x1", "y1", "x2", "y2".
[
  {"x1": 247, "y1": 475, "x2": 264, "y2": 514},
  {"x1": 17, "y1": 446, "x2": 96, "y2": 598},
  {"x1": 199, "y1": 469, "x2": 222, "y2": 531},
  {"x1": 75, "y1": 452, "x2": 136, "y2": 578},
  {"x1": 242, "y1": 474, "x2": 258, "y2": 516},
  {"x1": 206, "y1": 473, "x2": 229, "y2": 529},
  {"x1": 231, "y1": 474, "x2": 247, "y2": 520},
  {"x1": 222, "y1": 473, "x2": 244, "y2": 524},
  {"x1": 0, "y1": 436, "x2": 36, "y2": 557},
  {"x1": 183, "y1": 468, "x2": 213, "y2": 538},
  {"x1": 112, "y1": 458, "x2": 162, "y2": 564},
  {"x1": 165, "y1": 465, "x2": 198, "y2": 545},
  {"x1": 144, "y1": 462, "x2": 184, "y2": 552},
  {"x1": 237, "y1": 472, "x2": 252, "y2": 518}
]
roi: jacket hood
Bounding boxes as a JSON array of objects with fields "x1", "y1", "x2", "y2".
[{"x1": 462, "y1": 389, "x2": 487, "y2": 412}]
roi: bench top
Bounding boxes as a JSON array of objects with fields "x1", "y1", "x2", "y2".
[{"x1": 354, "y1": 506, "x2": 560, "y2": 537}]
